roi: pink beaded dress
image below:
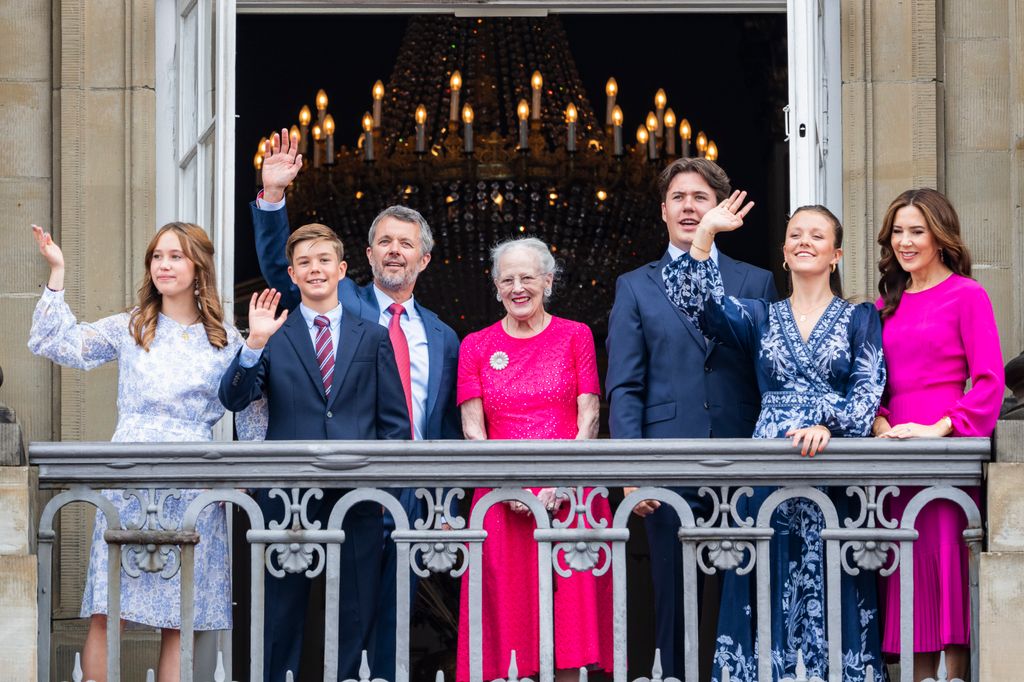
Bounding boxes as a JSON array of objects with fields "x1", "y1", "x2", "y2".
[
  {"x1": 876, "y1": 274, "x2": 1004, "y2": 653},
  {"x1": 454, "y1": 316, "x2": 613, "y2": 682}
]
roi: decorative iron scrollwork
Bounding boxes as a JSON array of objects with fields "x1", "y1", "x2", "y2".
[{"x1": 120, "y1": 488, "x2": 182, "y2": 578}]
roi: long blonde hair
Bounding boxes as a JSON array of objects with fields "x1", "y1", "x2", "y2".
[{"x1": 130, "y1": 222, "x2": 228, "y2": 350}]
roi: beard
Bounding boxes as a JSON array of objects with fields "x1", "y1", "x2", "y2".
[{"x1": 371, "y1": 258, "x2": 420, "y2": 291}]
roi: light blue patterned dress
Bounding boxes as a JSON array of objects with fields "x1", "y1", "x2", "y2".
[
  {"x1": 663, "y1": 255, "x2": 887, "y2": 682},
  {"x1": 28, "y1": 287, "x2": 241, "y2": 630}
]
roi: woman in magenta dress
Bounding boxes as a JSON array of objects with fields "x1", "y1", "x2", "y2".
[
  {"x1": 455, "y1": 237, "x2": 612, "y2": 682},
  {"x1": 872, "y1": 188, "x2": 1004, "y2": 679}
]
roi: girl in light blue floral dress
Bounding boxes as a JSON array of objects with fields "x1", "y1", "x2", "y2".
[
  {"x1": 29, "y1": 222, "x2": 248, "y2": 682},
  {"x1": 662, "y1": 198, "x2": 887, "y2": 682}
]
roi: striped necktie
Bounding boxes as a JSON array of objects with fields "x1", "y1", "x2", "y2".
[{"x1": 313, "y1": 315, "x2": 335, "y2": 397}]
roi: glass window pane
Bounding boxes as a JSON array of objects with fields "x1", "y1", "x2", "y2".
[
  {"x1": 181, "y1": 155, "x2": 198, "y2": 223},
  {"x1": 202, "y1": 136, "x2": 216, "y2": 230},
  {"x1": 179, "y1": 5, "x2": 198, "y2": 154},
  {"x1": 202, "y1": 0, "x2": 216, "y2": 122}
]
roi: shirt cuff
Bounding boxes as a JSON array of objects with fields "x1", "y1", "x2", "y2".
[
  {"x1": 255, "y1": 191, "x2": 286, "y2": 212},
  {"x1": 41, "y1": 286, "x2": 65, "y2": 300},
  {"x1": 239, "y1": 343, "x2": 264, "y2": 368}
]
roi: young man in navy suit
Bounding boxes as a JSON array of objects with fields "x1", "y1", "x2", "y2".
[
  {"x1": 251, "y1": 130, "x2": 462, "y2": 679},
  {"x1": 605, "y1": 158, "x2": 777, "y2": 679},
  {"x1": 220, "y1": 223, "x2": 411, "y2": 682}
]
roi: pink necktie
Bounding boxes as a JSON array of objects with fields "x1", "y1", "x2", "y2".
[
  {"x1": 387, "y1": 303, "x2": 415, "y2": 438},
  {"x1": 313, "y1": 315, "x2": 334, "y2": 397}
]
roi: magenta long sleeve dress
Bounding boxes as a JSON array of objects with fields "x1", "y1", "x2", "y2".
[
  {"x1": 454, "y1": 317, "x2": 613, "y2": 682},
  {"x1": 877, "y1": 273, "x2": 1004, "y2": 653}
]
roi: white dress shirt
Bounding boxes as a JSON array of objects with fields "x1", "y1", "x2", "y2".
[
  {"x1": 666, "y1": 240, "x2": 719, "y2": 265},
  {"x1": 239, "y1": 302, "x2": 343, "y2": 370}
]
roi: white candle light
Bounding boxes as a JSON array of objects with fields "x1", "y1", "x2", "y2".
[{"x1": 531, "y1": 71, "x2": 543, "y2": 121}]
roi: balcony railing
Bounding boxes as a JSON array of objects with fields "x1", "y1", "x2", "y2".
[{"x1": 31, "y1": 437, "x2": 989, "y2": 682}]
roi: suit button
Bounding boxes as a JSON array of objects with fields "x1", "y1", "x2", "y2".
[
  {"x1": 704, "y1": 365, "x2": 711, "y2": 373},
  {"x1": 326, "y1": 411, "x2": 333, "y2": 419},
  {"x1": 703, "y1": 401, "x2": 710, "y2": 410}
]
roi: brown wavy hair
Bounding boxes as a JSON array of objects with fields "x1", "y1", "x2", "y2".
[
  {"x1": 876, "y1": 188, "x2": 971, "y2": 320},
  {"x1": 129, "y1": 222, "x2": 228, "y2": 350}
]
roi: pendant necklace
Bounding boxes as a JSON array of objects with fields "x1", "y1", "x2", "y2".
[{"x1": 791, "y1": 298, "x2": 831, "y2": 323}]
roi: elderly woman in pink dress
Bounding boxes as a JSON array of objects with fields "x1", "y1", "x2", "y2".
[
  {"x1": 455, "y1": 237, "x2": 612, "y2": 682},
  {"x1": 872, "y1": 188, "x2": 1004, "y2": 680}
]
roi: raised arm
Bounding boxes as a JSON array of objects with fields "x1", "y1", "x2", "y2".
[
  {"x1": 27, "y1": 225, "x2": 121, "y2": 369},
  {"x1": 252, "y1": 129, "x2": 305, "y2": 310}
]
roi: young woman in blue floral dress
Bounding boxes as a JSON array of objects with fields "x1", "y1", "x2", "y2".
[
  {"x1": 29, "y1": 223, "x2": 250, "y2": 682},
  {"x1": 663, "y1": 195, "x2": 887, "y2": 682}
]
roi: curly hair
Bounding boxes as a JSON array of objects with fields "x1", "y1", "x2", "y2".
[
  {"x1": 130, "y1": 222, "x2": 228, "y2": 350},
  {"x1": 876, "y1": 188, "x2": 971, "y2": 320}
]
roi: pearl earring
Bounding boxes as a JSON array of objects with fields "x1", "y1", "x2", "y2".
[
  {"x1": 544, "y1": 287, "x2": 552, "y2": 297},
  {"x1": 495, "y1": 292, "x2": 502, "y2": 302},
  {"x1": 194, "y1": 279, "x2": 200, "y2": 296}
]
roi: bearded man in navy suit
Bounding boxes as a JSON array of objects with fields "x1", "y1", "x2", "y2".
[
  {"x1": 605, "y1": 157, "x2": 777, "y2": 679},
  {"x1": 250, "y1": 130, "x2": 461, "y2": 680}
]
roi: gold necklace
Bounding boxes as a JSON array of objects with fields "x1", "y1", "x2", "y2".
[
  {"x1": 790, "y1": 298, "x2": 831, "y2": 323},
  {"x1": 177, "y1": 314, "x2": 202, "y2": 340}
]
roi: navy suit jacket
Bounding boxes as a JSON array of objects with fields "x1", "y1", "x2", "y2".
[
  {"x1": 251, "y1": 201, "x2": 461, "y2": 441},
  {"x1": 219, "y1": 310, "x2": 411, "y2": 441},
  {"x1": 606, "y1": 250, "x2": 777, "y2": 439}
]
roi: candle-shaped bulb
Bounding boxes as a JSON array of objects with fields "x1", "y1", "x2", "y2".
[
  {"x1": 299, "y1": 105, "x2": 312, "y2": 126},
  {"x1": 664, "y1": 108, "x2": 676, "y2": 130},
  {"x1": 315, "y1": 89, "x2": 328, "y2": 112},
  {"x1": 655, "y1": 88, "x2": 667, "y2": 109},
  {"x1": 450, "y1": 70, "x2": 462, "y2": 91},
  {"x1": 696, "y1": 131, "x2": 708, "y2": 153},
  {"x1": 415, "y1": 104, "x2": 427, "y2": 125},
  {"x1": 289, "y1": 125, "x2": 300, "y2": 144},
  {"x1": 706, "y1": 140, "x2": 718, "y2": 161},
  {"x1": 323, "y1": 114, "x2": 335, "y2": 136},
  {"x1": 612, "y1": 105, "x2": 623, "y2": 127},
  {"x1": 565, "y1": 102, "x2": 578, "y2": 123},
  {"x1": 362, "y1": 112, "x2": 374, "y2": 133},
  {"x1": 312, "y1": 124, "x2": 322, "y2": 141},
  {"x1": 253, "y1": 152, "x2": 263, "y2": 170},
  {"x1": 645, "y1": 111, "x2": 658, "y2": 132},
  {"x1": 258, "y1": 136, "x2": 268, "y2": 154},
  {"x1": 372, "y1": 80, "x2": 384, "y2": 101},
  {"x1": 636, "y1": 125, "x2": 649, "y2": 144},
  {"x1": 462, "y1": 103, "x2": 474, "y2": 124},
  {"x1": 517, "y1": 99, "x2": 530, "y2": 121},
  {"x1": 531, "y1": 71, "x2": 543, "y2": 91},
  {"x1": 680, "y1": 118, "x2": 692, "y2": 140},
  {"x1": 605, "y1": 77, "x2": 618, "y2": 97}
]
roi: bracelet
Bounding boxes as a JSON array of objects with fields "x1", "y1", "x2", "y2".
[
  {"x1": 940, "y1": 415, "x2": 953, "y2": 435},
  {"x1": 690, "y1": 241, "x2": 712, "y2": 256}
]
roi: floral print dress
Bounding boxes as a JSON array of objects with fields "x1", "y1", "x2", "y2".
[
  {"x1": 28, "y1": 287, "x2": 241, "y2": 630},
  {"x1": 663, "y1": 255, "x2": 887, "y2": 682}
]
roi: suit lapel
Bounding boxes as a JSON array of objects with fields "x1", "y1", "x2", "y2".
[
  {"x1": 327, "y1": 313, "x2": 366, "y2": 411},
  {"x1": 419, "y1": 304, "x2": 445, "y2": 427},
  {"x1": 717, "y1": 252, "x2": 749, "y2": 298},
  {"x1": 282, "y1": 313, "x2": 327, "y2": 402},
  {"x1": 645, "y1": 252, "x2": 707, "y2": 349}
]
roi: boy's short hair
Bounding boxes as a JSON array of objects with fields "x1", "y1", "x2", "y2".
[
  {"x1": 657, "y1": 157, "x2": 732, "y2": 204},
  {"x1": 285, "y1": 223, "x2": 345, "y2": 264}
]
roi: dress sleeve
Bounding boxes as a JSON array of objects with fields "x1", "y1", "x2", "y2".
[
  {"x1": 27, "y1": 288, "x2": 124, "y2": 370},
  {"x1": 456, "y1": 332, "x2": 484, "y2": 405},
  {"x1": 873, "y1": 298, "x2": 892, "y2": 420},
  {"x1": 663, "y1": 254, "x2": 767, "y2": 356},
  {"x1": 820, "y1": 303, "x2": 887, "y2": 437},
  {"x1": 948, "y1": 284, "x2": 1004, "y2": 436},
  {"x1": 235, "y1": 395, "x2": 269, "y2": 441},
  {"x1": 572, "y1": 322, "x2": 601, "y2": 396}
]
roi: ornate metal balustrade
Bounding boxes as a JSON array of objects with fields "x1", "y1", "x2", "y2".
[{"x1": 31, "y1": 438, "x2": 989, "y2": 682}]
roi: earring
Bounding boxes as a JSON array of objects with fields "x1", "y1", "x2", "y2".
[
  {"x1": 782, "y1": 261, "x2": 790, "y2": 272},
  {"x1": 831, "y1": 263, "x2": 837, "y2": 273},
  {"x1": 194, "y1": 279, "x2": 200, "y2": 296},
  {"x1": 940, "y1": 249, "x2": 946, "y2": 263},
  {"x1": 544, "y1": 287, "x2": 552, "y2": 297},
  {"x1": 495, "y1": 292, "x2": 502, "y2": 302}
]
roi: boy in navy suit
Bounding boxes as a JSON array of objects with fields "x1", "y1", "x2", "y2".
[
  {"x1": 220, "y1": 223, "x2": 410, "y2": 681},
  {"x1": 606, "y1": 158, "x2": 776, "y2": 679}
]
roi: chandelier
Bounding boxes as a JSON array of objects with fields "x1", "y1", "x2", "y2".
[{"x1": 252, "y1": 16, "x2": 721, "y2": 338}]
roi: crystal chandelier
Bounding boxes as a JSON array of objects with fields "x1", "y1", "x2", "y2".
[{"x1": 252, "y1": 16, "x2": 721, "y2": 338}]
